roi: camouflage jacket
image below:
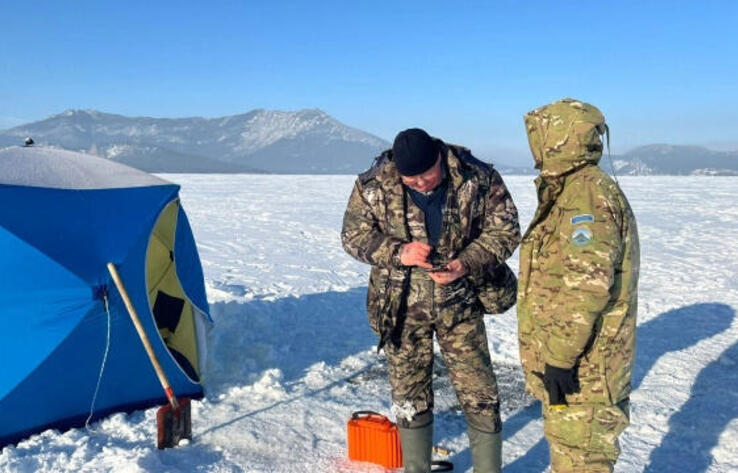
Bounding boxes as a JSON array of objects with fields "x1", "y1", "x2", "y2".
[
  {"x1": 341, "y1": 141, "x2": 520, "y2": 350},
  {"x1": 518, "y1": 99, "x2": 640, "y2": 404}
]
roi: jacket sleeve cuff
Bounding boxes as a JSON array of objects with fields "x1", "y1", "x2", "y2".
[
  {"x1": 391, "y1": 241, "x2": 406, "y2": 268},
  {"x1": 543, "y1": 345, "x2": 577, "y2": 369},
  {"x1": 457, "y1": 246, "x2": 485, "y2": 278}
]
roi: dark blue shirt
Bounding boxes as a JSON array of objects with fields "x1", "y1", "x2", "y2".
[{"x1": 406, "y1": 177, "x2": 448, "y2": 247}]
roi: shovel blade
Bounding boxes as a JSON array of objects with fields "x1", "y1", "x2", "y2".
[{"x1": 156, "y1": 397, "x2": 192, "y2": 449}]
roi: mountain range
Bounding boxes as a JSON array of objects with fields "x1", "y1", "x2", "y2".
[
  {"x1": 0, "y1": 109, "x2": 388, "y2": 174},
  {"x1": 1, "y1": 110, "x2": 736, "y2": 175}
]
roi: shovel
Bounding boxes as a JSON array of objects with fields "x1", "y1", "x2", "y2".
[{"x1": 107, "y1": 262, "x2": 192, "y2": 449}]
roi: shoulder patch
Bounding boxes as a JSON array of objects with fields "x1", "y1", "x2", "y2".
[
  {"x1": 571, "y1": 214, "x2": 595, "y2": 225},
  {"x1": 571, "y1": 227, "x2": 593, "y2": 246}
]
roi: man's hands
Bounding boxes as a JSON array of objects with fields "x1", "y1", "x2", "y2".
[
  {"x1": 400, "y1": 243, "x2": 468, "y2": 285},
  {"x1": 428, "y1": 259, "x2": 467, "y2": 285},
  {"x1": 400, "y1": 242, "x2": 434, "y2": 268}
]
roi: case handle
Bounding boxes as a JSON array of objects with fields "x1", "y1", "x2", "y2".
[{"x1": 351, "y1": 410, "x2": 387, "y2": 420}]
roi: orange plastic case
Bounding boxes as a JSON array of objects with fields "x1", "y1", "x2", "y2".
[{"x1": 347, "y1": 411, "x2": 403, "y2": 469}]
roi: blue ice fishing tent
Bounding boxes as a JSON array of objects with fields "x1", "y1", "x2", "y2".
[{"x1": 0, "y1": 146, "x2": 211, "y2": 447}]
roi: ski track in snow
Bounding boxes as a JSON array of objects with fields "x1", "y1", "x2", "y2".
[{"x1": 1, "y1": 175, "x2": 737, "y2": 473}]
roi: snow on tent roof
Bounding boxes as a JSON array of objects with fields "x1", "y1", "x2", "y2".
[{"x1": 0, "y1": 146, "x2": 171, "y2": 189}]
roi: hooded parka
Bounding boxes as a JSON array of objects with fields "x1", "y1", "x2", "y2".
[{"x1": 517, "y1": 98, "x2": 640, "y2": 406}]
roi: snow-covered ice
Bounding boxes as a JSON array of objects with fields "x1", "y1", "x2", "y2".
[{"x1": 1, "y1": 175, "x2": 737, "y2": 472}]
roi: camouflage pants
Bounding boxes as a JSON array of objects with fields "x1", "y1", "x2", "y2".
[
  {"x1": 542, "y1": 398, "x2": 630, "y2": 473},
  {"x1": 383, "y1": 273, "x2": 500, "y2": 432}
]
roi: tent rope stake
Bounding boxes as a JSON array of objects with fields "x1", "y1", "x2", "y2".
[{"x1": 85, "y1": 293, "x2": 112, "y2": 428}]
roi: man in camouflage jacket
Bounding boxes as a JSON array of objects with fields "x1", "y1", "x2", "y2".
[
  {"x1": 518, "y1": 98, "x2": 640, "y2": 473},
  {"x1": 341, "y1": 128, "x2": 519, "y2": 473}
]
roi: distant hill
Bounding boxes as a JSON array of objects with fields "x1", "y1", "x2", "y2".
[
  {"x1": 494, "y1": 164, "x2": 537, "y2": 175},
  {"x1": 93, "y1": 143, "x2": 262, "y2": 174},
  {"x1": 496, "y1": 145, "x2": 738, "y2": 176},
  {"x1": 0, "y1": 109, "x2": 389, "y2": 174},
  {"x1": 614, "y1": 145, "x2": 738, "y2": 176}
]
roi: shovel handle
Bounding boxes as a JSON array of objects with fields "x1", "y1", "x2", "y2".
[{"x1": 107, "y1": 262, "x2": 179, "y2": 410}]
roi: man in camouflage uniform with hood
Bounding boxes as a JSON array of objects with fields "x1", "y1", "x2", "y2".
[
  {"x1": 341, "y1": 128, "x2": 520, "y2": 473},
  {"x1": 518, "y1": 98, "x2": 640, "y2": 472}
]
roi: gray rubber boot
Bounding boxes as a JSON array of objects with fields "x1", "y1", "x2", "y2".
[
  {"x1": 468, "y1": 425, "x2": 502, "y2": 473},
  {"x1": 398, "y1": 423, "x2": 433, "y2": 473}
]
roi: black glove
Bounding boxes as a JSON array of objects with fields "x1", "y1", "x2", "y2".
[{"x1": 543, "y1": 364, "x2": 579, "y2": 406}]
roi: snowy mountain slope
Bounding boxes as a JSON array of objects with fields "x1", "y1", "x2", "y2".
[
  {"x1": 0, "y1": 109, "x2": 389, "y2": 174},
  {"x1": 613, "y1": 144, "x2": 738, "y2": 176},
  {"x1": 98, "y1": 143, "x2": 262, "y2": 173},
  {"x1": 1, "y1": 175, "x2": 737, "y2": 472}
]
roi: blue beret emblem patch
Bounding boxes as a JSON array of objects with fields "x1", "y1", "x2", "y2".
[{"x1": 572, "y1": 227, "x2": 593, "y2": 246}]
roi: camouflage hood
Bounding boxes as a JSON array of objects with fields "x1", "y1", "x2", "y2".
[{"x1": 524, "y1": 98, "x2": 607, "y2": 178}]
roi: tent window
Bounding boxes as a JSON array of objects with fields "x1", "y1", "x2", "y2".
[
  {"x1": 153, "y1": 291, "x2": 185, "y2": 334},
  {"x1": 146, "y1": 199, "x2": 202, "y2": 384}
]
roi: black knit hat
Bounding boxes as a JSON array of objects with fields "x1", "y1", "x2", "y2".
[{"x1": 392, "y1": 128, "x2": 439, "y2": 176}]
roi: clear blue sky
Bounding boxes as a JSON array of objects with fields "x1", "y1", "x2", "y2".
[{"x1": 1, "y1": 0, "x2": 736, "y2": 161}]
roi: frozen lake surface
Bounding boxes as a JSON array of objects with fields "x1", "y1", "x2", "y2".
[{"x1": 2, "y1": 175, "x2": 737, "y2": 472}]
